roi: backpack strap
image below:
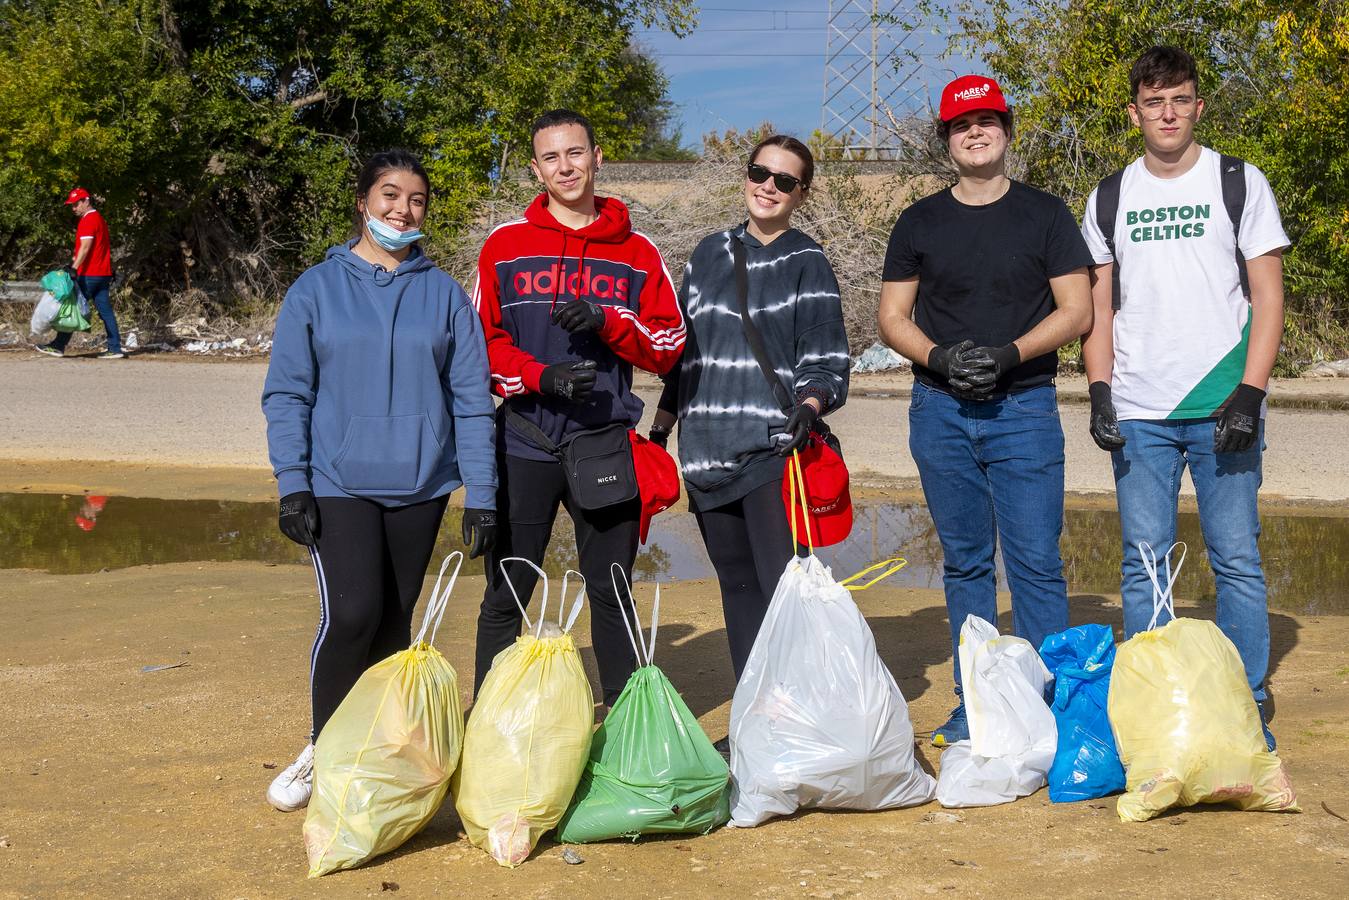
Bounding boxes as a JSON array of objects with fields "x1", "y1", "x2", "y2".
[
  {"x1": 1220, "y1": 154, "x2": 1250, "y2": 299},
  {"x1": 1095, "y1": 168, "x2": 1125, "y2": 311},
  {"x1": 732, "y1": 235, "x2": 795, "y2": 414}
]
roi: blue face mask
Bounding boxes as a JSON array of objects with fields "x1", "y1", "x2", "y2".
[{"x1": 365, "y1": 213, "x2": 424, "y2": 251}]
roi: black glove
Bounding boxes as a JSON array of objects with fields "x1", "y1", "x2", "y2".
[
  {"x1": 777, "y1": 402, "x2": 819, "y2": 456},
  {"x1": 63, "y1": 264, "x2": 78, "y2": 279},
  {"x1": 927, "y1": 340, "x2": 984, "y2": 397},
  {"x1": 539, "y1": 359, "x2": 597, "y2": 403},
  {"x1": 551, "y1": 299, "x2": 606, "y2": 333},
  {"x1": 1088, "y1": 381, "x2": 1127, "y2": 451},
  {"x1": 953, "y1": 343, "x2": 1022, "y2": 397},
  {"x1": 647, "y1": 425, "x2": 671, "y2": 449},
  {"x1": 278, "y1": 491, "x2": 319, "y2": 547},
  {"x1": 460, "y1": 508, "x2": 497, "y2": 559},
  {"x1": 1214, "y1": 383, "x2": 1265, "y2": 453}
]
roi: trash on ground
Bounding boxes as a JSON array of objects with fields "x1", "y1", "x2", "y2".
[{"x1": 851, "y1": 342, "x2": 909, "y2": 373}]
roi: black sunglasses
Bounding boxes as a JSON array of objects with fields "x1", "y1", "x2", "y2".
[{"x1": 747, "y1": 162, "x2": 803, "y2": 193}]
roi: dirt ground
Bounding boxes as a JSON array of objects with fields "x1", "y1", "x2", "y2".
[
  {"x1": 1, "y1": 561, "x2": 1347, "y2": 899},
  {"x1": 1, "y1": 351, "x2": 1348, "y2": 897}
]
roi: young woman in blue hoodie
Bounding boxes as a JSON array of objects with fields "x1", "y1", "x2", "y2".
[{"x1": 260, "y1": 150, "x2": 498, "y2": 812}]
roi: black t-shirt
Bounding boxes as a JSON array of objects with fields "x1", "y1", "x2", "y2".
[{"x1": 882, "y1": 180, "x2": 1093, "y2": 394}]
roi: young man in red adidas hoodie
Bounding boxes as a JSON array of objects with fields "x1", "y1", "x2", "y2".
[{"x1": 471, "y1": 109, "x2": 685, "y2": 707}]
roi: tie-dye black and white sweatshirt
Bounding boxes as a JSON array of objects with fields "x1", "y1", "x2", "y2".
[{"x1": 659, "y1": 224, "x2": 850, "y2": 510}]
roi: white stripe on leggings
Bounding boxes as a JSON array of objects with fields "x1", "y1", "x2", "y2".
[{"x1": 308, "y1": 546, "x2": 331, "y2": 740}]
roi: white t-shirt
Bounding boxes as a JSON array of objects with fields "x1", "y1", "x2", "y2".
[{"x1": 1081, "y1": 146, "x2": 1289, "y2": 420}]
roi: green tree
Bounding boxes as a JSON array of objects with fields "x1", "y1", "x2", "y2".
[
  {"x1": 916, "y1": 0, "x2": 1349, "y2": 367},
  {"x1": 0, "y1": 0, "x2": 693, "y2": 299}
]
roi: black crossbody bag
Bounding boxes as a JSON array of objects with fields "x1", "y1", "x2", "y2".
[
  {"x1": 731, "y1": 238, "x2": 842, "y2": 457},
  {"x1": 505, "y1": 406, "x2": 638, "y2": 511}
]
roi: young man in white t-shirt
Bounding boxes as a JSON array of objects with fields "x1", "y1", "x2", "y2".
[{"x1": 1081, "y1": 46, "x2": 1290, "y2": 750}]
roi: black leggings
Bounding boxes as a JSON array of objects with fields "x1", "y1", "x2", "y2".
[
  {"x1": 476, "y1": 454, "x2": 640, "y2": 706},
  {"x1": 307, "y1": 494, "x2": 448, "y2": 742},
  {"x1": 692, "y1": 478, "x2": 795, "y2": 681}
]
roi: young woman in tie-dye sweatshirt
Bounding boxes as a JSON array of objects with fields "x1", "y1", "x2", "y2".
[{"x1": 652, "y1": 136, "x2": 850, "y2": 706}]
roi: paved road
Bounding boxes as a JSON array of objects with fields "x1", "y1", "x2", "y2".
[{"x1": 1, "y1": 352, "x2": 1346, "y2": 502}]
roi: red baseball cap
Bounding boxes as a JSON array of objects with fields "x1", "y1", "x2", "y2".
[
  {"x1": 629, "y1": 432, "x2": 680, "y2": 544},
  {"x1": 939, "y1": 75, "x2": 1008, "y2": 122},
  {"x1": 782, "y1": 436, "x2": 853, "y2": 548},
  {"x1": 64, "y1": 187, "x2": 90, "y2": 205}
]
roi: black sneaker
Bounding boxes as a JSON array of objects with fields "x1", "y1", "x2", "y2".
[
  {"x1": 713, "y1": 736, "x2": 730, "y2": 762},
  {"x1": 35, "y1": 344, "x2": 63, "y2": 357}
]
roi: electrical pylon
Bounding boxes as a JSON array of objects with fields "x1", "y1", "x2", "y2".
[{"x1": 821, "y1": 0, "x2": 937, "y2": 159}]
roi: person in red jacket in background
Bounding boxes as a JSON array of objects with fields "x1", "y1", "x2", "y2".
[
  {"x1": 38, "y1": 187, "x2": 123, "y2": 359},
  {"x1": 471, "y1": 109, "x2": 684, "y2": 710}
]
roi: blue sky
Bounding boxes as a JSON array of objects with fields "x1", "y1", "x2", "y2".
[{"x1": 636, "y1": 1, "x2": 978, "y2": 148}]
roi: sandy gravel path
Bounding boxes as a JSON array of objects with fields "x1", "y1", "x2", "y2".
[{"x1": 1, "y1": 351, "x2": 1347, "y2": 504}]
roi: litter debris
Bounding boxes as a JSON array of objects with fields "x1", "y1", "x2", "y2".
[
  {"x1": 381, "y1": 881, "x2": 400, "y2": 892},
  {"x1": 1302, "y1": 358, "x2": 1349, "y2": 378},
  {"x1": 851, "y1": 342, "x2": 908, "y2": 373},
  {"x1": 561, "y1": 848, "x2": 585, "y2": 865},
  {"x1": 140, "y1": 662, "x2": 189, "y2": 673},
  {"x1": 1323, "y1": 801, "x2": 1347, "y2": 822}
]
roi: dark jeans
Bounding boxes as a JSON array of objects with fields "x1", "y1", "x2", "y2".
[
  {"x1": 475, "y1": 453, "x2": 641, "y2": 706},
  {"x1": 307, "y1": 494, "x2": 448, "y2": 742},
  {"x1": 53, "y1": 275, "x2": 120, "y2": 354},
  {"x1": 908, "y1": 381, "x2": 1069, "y2": 697},
  {"x1": 692, "y1": 478, "x2": 795, "y2": 682}
]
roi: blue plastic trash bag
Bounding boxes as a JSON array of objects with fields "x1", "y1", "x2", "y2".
[{"x1": 1039, "y1": 624, "x2": 1125, "y2": 803}]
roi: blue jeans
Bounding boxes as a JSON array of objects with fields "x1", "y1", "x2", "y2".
[
  {"x1": 1113, "y1": 418, "x2": 1268, "y2": 700},
  {"x1": 909, "y1": 382, "x2": 1069, "y2": 696},
  {"x1": 53, "y1": 275, "x2": 119, "y2": 354}
]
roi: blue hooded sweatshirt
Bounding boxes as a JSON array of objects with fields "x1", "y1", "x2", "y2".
[{"x1": 262, "y1": 241, "x2": 497, "y2": 509}]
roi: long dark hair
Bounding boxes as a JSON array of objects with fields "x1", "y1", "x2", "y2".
[{"x1": 351, "y1": 149, "x2": 431, "y2": 235}]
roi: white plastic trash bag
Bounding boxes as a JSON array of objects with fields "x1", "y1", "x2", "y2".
[
  {"x1": 936, "y1": 615, "x2": 1057, "y2": 808},
  {"x1": 30, "y1": 291, "x2": 60, "y2": 335},
  {"x1": 728, "y1": 554, "x2": 935, "y2": 827}
]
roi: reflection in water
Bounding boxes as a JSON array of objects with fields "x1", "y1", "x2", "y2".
[{"x1": 1, "y1": 492, "x2": 1345, "y2": 615}]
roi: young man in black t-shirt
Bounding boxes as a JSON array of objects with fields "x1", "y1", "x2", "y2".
[{"x1": 877, "y1": 75, "x2": 1093, "y2": 747}]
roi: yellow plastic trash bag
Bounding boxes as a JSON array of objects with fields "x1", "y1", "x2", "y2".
[
  {"x1": 453, "y1": 558, "x2": 593, "y2": 866},
  {"x1": 1108, "y1": 543, "x2": 1298, "y2": 823},
  {"x1": 303, "y1": 553, "x2": 466, "y2": 876}
]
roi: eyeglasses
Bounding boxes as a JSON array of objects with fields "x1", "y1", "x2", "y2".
[
  {"x1": 747, "y1": 163, "x2": 803, "y2": 193},
  {"x1": 1136, "y1": 96, "x2": 1197, "y2": 120}
]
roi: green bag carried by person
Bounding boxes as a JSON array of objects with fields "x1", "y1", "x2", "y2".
[
  {"x1": 556, "y1": 565, "x2": 731, "y2": 844},
  {"x1": 52, "y1": 298, "x2": 91, "y2": 333},
  {"x1": 39, "y1": 269, "x2": 75, "y2": 304},
  {"x1": 41, "y1": 269, "x2": 91, "y2": 332}
]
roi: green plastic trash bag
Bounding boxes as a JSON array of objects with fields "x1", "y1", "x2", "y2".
[
  {"x1": 52, "y1": 297, "x2": 91, "y2": 333},
  {"x1": 556, "y1": 565, "x2": 730, "y2": 843},
  {"x1": 39, "y1": 269, "x2": 75, "y2": 304}
]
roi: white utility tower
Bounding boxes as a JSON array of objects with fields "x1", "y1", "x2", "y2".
[{"x1": 821, "y1": 0, "x2": 935, "y2": 159}]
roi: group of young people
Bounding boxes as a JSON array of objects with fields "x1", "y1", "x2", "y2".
[{"x1": 260, "y1": 44, "x2": 1289, "y2": 815}]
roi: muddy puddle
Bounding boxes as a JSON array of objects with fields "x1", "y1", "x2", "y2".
[{"x1": 2, "y1": 491, "x2": 1346, "y2": 615}]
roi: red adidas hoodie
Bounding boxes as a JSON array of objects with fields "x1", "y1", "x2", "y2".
[{"x1": 472, "y1": 193, "x2": 685, "y2": 461}]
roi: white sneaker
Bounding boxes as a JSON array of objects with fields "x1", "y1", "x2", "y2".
[{"x1": 266, "y1": 743, "x2": 314, "y2": 812}]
